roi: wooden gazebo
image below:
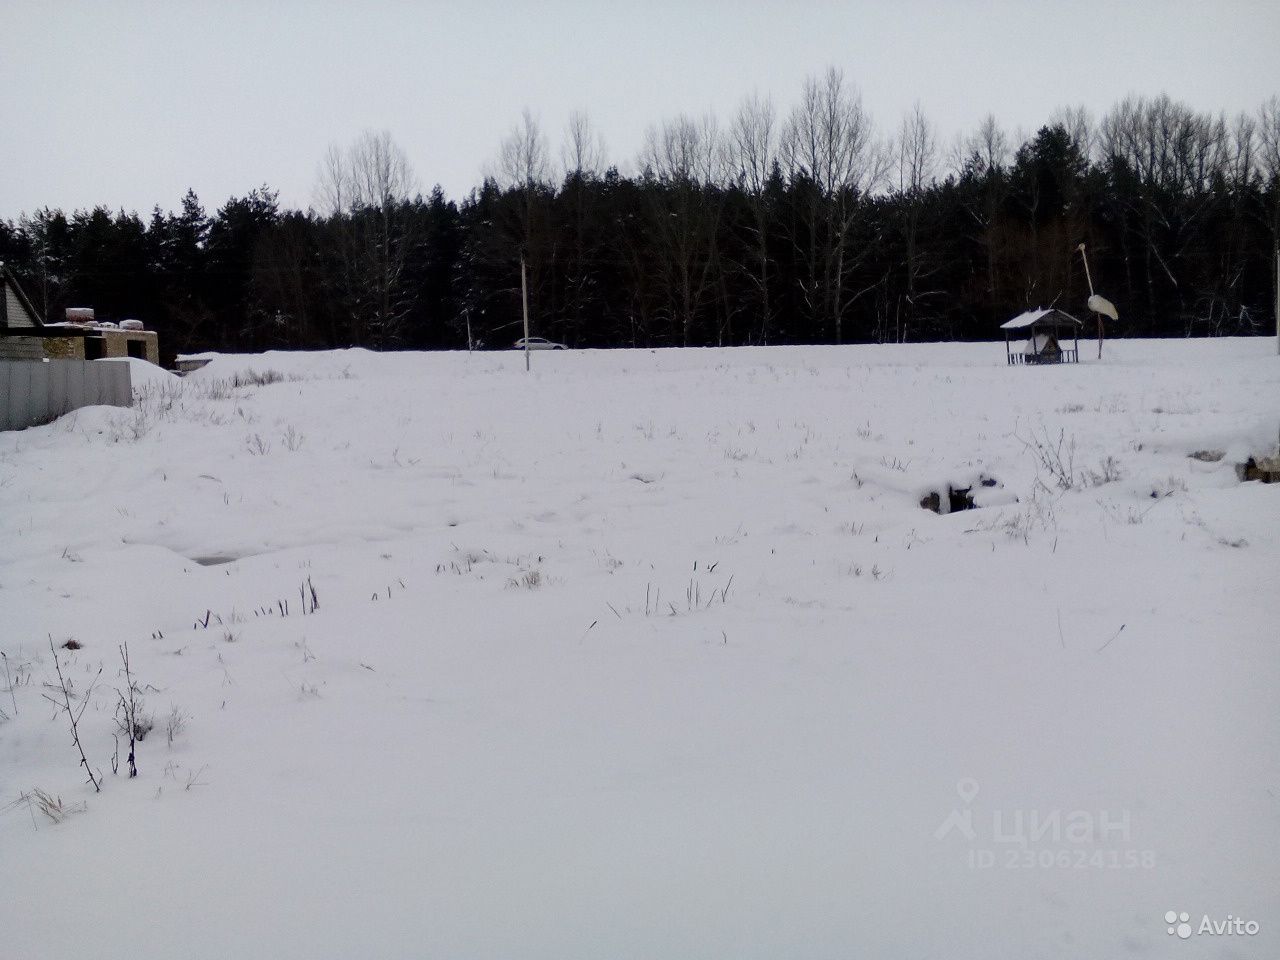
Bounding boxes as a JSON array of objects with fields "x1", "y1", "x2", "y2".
[{"x1": 1001, "y1": 308, "x2": 1082, "y2": 365}]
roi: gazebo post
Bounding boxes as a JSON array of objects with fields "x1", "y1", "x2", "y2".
[
  {"x1": 1073, "y1": 325, "x2": 1079, "y2": 363},
  {"x1": 1005, "y1": 331, "x2": 1011, "y2": 365}
]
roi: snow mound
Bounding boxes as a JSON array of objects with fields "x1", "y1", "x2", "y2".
[{"x1": 97, "y1": 356, "x2": 180, "y2": 392}]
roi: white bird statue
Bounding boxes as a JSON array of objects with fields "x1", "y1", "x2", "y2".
[
  {"x1": 1087, "y1": 293, "x2": 1119, "y2": 322},
  {"x1": 1077, "y1": 243, "x2": 1116, "y2": 359}
]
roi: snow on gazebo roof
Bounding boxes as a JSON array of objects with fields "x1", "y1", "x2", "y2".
[{"x1": 1000, "y1": 308, "x2": 1082, "y2": 330}]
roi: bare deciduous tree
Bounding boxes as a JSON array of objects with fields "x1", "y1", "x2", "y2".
[
  {"x1": 316, "y1": 144, "x2": 350, "y2": 217},
  {"x1": 950, "y1": 113, "x2": 1010, "y2": 177},
  {"x1": 896, "y1": 103, "x2": 937, "y2": 196},
  {"x1": 1101, "y1": 95, "x2": 1231, "y2": 331},
  {"x1": 640, "y1": 114, "x2": 729, "y2": 345},
  {"x1": 1101, "y1": 95, "x2": 1228, "y2": 196},
  {"x1": 317, "y1": 131, "x2": 416, "y2": 215},
  {"x1": 894, "y1": 103, "x2": 941, "y2": 341},
  {"x1": 561, "y1": 110, "x2": 607, "y2": 180},
  {"x1": 349, "y1": 131, "x2": 417, "y2": 209},
  {"x1": 315, "y1": 130, "x2": 419, "y2": 346},
  {"x1": 729, "y1": 93, "x2": 778, "y2": 343},
  {"x1": 1260, "y1": 96, "x2": 1280, "y2": 184},
  {"x1": 643, "y1": 113, "x2": 727, "y2": 184},
  {"x1": 559, "y1": 110, "x2": 608, "y2": 341},
  {"x1": 1226, "y1": 112, "x2": 1257, "y2": 189},
  {"x1": 951, "y1": 114, "x2": 1012, "y2": 324},
  {"x1": 1049, "y1": 105, "x2": 1097, "y2": 164},
  {"x1": 779, "y1": 67, "x2": 889, "y2": 342},
  {"x1": 498, "y1": 108, "x2": 552, "y2": 190},
  {"x1": 731, "y1": 94, "x2": 776, "y2": 192},
  {"x1": 485, "y1": 110, "x2": 554, "y2": 343},
  {"x1": 1258, "y1": 97, "x2": 1280, "y2": 317},
  {"x1": 780, "y1": 67, "x2": 886, "y2": 196}
]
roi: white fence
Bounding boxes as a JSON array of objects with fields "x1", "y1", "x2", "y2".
[{"x1": 0, "y1": 359, "x2": 132, "y2": 432}]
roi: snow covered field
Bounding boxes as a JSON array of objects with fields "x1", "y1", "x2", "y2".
[{"x1": 2, "y1": 339, "x2": 1278, "y2": 959}]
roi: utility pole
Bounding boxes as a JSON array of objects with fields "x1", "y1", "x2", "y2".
[{"x1": 521, "y1": 252, "x2": 531, "y2": 372}]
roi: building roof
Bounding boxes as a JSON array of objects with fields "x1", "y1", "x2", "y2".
[
  {"x1": 0, "y1": 263, "x2": 46, "y2": 329},
  {"x1": 1000, "y1": 307, "x2": 1082, "y2": 330}
]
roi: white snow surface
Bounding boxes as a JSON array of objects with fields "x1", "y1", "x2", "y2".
[
  {"x1": 97, "y1": 356, "x2": 181, "y2": 391},
  {"x1": 2, "y1": 339, "x2": 1278, "y2": 959}
]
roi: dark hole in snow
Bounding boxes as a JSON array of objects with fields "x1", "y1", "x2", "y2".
[
  {"x1": 920, "y1": 486, "x2": 978, "y2": 514},
  {"x1": 61, "y1": 639, "x2": 82, "y2": 650},
  {"x1": 1237, "y1": 457, "x2": 1280, "y2": 483},
  {"x1": 193, "y1": 555, "x2": 239, "y2": 566}
]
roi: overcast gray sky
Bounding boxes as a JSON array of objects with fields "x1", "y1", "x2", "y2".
[{"x1": 2, "y1": 0, "x2": 1277, "y2": 218}]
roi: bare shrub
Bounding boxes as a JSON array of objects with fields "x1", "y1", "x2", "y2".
[
  {"x1": 1085, "y1": 456, "x2": 1122, "y2": 486},
  {"x1": 972, "y1": 490, "x2": 1058, "y2": 546},
  {"x1": 1149, "y1": 476, "x2": 1188, "y2": 498},
  {"x1": 1017, "y1": 424, "x2": 1077, "y2": 490},
  {"x1": 114, "y1": 642, "x2": 153, "y2": 778},
  {"x1": 25, "y1": 787, "x2": 85, "y2": 824},
  {"x1": 229, "y1": 369, "x2": 285, "y2": 388},
  {"x1": 115, "y1": 701, "x2": 155, "y2": 748},
  {"x1": 508, "y1": 569, "x2": 543, "y2": 590},
  {"x1": 43, "y1": 637, "x2": 102, "y2": 792},
  {"x1": 165, "y1": 706, "x2": 189, "y2": 747},
  {"x1": 281, "y1": 425, "x2": 305, "y2": 452}
]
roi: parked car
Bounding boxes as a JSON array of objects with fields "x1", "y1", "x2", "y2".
[{"x1": 513, "y1": 337, "x2": 567, "y2": 350}]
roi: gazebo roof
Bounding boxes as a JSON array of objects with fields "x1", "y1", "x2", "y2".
[{"x1": 1000, "y1": 308, "x2": 1083, "y2": 330}]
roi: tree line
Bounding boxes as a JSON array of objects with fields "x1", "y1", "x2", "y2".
[{"x1": 2, "y1": 71, "x2": 1278, "y2": 364}]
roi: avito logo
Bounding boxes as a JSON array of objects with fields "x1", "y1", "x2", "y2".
[{"x1": 1165, "y1": 910, "x2": 1260, "y2": 940}]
